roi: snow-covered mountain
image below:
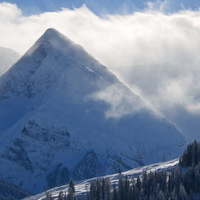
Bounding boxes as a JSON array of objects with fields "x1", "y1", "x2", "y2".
[
  {"x1": 0, "y1": 28, "x2": 185, "y2": 193},
  {"x1": 0, "y1": 46, "x2": 20, "y2": 76}
]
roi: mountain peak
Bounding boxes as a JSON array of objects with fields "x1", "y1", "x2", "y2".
[
  {"x1": 33, "y1": 28, "x2": 71, "y2": 52},
  {"x1": 43, "y1": 28, "x2": 59, "y2": 35},
  {"x1": 39, "y1": 28, "x2": 66, "y2": 43},
  {"x1": 29, "y1": 28, "x2": 93, "y2": 65},
  {"x1": 0, "y1": 28, "x2": 118, "y2": 97}
]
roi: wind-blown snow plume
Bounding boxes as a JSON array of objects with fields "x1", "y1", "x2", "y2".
[{"x1": 89, "y1": 83, "x2": 148, "y2": 118}]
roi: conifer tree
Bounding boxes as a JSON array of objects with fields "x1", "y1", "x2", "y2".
[
  {"x1": 124, "y1": 175, "x2": 130, "y2": 200},
  {"x1": 58, "y1": 191, "x2": 65, "y2": 200},
  {"x1": 46, "y1": 191, "x2": 53, "y2": 200},
  {"x1": 118, "y1": 174, "x2": 125, "y2": 200},
  {"x1": 112, "y1": 184, "x2": 118, "y2": 200},
  {"x1": 136, "y1": 176, "x2": 141, "y2": 192},
  {"x1": 101, "y1": 178, "x2": 105, "y2": 200},
  {"x1": 69, "y1": 179, "x2": 75, "y2": 193},
  {"x1": 67, "y1": 179, "x2": 76, "y2": 200},
  {"x1": 96, "y1": 179, "x2": 101, "y2": 200},
  {"x1": 104, "y1": 178, "x2": 112, "y2": 200},
  {"x1": 157, "y1": 190, "x2": 165, "y2": 200},
  {"x1": 179, "y1": 183, "x2": 187, "y2": 200},
  {"x1": 67, "y1": 188, "x2": 75, "y2": 200},
  {"x1": 90, "y1": 181, "x2": 96, "y2": 200}
]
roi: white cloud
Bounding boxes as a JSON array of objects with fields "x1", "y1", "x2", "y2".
[
  {"x1": 1, "y1": 3, "x2": 200, "y2": 137},
  {"x1": 0, "y1": 47, "x2": 20, "y2": 75},
  {"x1": 0, "y1": 2, "x2": 21, "y2": 21}
]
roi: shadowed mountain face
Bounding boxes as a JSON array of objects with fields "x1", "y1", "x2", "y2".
[
  {"x1": 0, "y1": 28, "x2": 185, "y2": 193},
  {"x1": 0, "y1": 178, "x2": 32, "y2": 200}
]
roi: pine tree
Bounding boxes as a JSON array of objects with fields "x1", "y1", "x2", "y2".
[
  {"x1": 118, "y1": 174, "x2": 125, "y2": 200},
  {"x1": 69, "y1": 179, "x2": 75, "y2": 193},
  {"x1": 192, "y1": 140, "x2": 198, "y2": 166},
  {"x1": 64, "y1": 192, "x2": 67, "y2": 200},
  {"x1": 124, "y1": 175, "x2": 130, "y2": 200},
  {"x1": 101, "y1": 178, "x2": 105, "y2": 200},
  {"x1": 90, "y1": 181, "x2": 96, "y2": 200},
  {"x1": 112, "y1": 184, "x2": 118, "y2": 200},
  {"x1": 170, "y1": 188, "x2": 179, "y2": 200},
  {"x1": 96, "y1": 179, "x2": 101, "y2": 200},
  {"x1": 46, "y1": 191, "x2": 53, "y2": 200},
  {"x1": 104, "y1": 178, "x2": 112, "y2": 200},
  {"x1": 142, "y1": 170, "x2": 148, "y2": 191},
  {"x1": 174, "y1": 166, "x2": 182, "y2": 191},
  {"x1": 66, "y1": 179, "x2": 76, "y2": 200},
  {"x1": 130, "y1": 175, "x2": 135, "y2": 185},
  {"x1": 157, "y1": 190, "x2": 165, "y2": 200},
  {"x1": 140, "y1": 188, "x2": 146, "y2": 200},
  {"x1": 195, "y1": 170, "x2": 200, "y2": 193},
  {"x1": 189, "y1": 189, "x2": 194, "y2": 200},
  {"x1": 179, "y1": 183, "x2": 187, "y2": 200},
  {"x1": 127, "y1": 184, "x2": 134, "y2": 200},
  {"x1": 136, "y1": 176, "x2": 141, "y2": 192},
  {"x1": 179, "y1": 140, "x2": 200, "y2": 168},
  {"x1": 159, "y1": 170, "x2": 167, "y2": 192},
  {"x1": 85, "y1": 190, "x2": 90, "y2": 200},
  {"x1": 67, "y1": 188, "x2": 76, "y2": 200},
  {"x1": 58, "y1": 191, "x2": 65, "y2": 200}
]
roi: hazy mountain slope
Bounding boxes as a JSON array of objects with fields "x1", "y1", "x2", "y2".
[
  {"x1": 0, "y1": 28, "x2": 185, "y2": 193},
  {"x1": 0, "y1": 178, "x2": 31, "y2": 200},
  {"x1": 0, "y1": 47, "x2": 20, "y2": 76}
]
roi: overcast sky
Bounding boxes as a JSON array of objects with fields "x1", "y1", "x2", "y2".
[{"x1": 1, "y1": 1, "x2": 200, "y2": 139}]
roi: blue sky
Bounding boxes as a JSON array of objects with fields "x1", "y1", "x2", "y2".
[
  {"x1": 0, "y1": 0, "x2": 142, "y2": 15},
  {"x1": 1, "y1": 0, "x2": 200, "y2": 16}
]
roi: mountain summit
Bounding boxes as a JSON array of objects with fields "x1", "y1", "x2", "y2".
[{"x1": 0, "y1": 28, "x2": 185, "y2": 193}]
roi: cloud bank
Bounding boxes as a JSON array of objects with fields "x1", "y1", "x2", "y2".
[
  {"x1": 0, "y1": 47, "x2": 20, "y2": 75},
  {"x1": 1, "y1": 2, "x2": 200, "y2": 137}
]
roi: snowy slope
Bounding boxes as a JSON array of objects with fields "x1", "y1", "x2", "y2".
[
  {"x1": 0, "y1": 46, "x2": 20, "y2": 76},
  {"x1": 0, "y1": 28, "x2": 185, "y2": 193},
  {"x1": 24, "y1": 159, "x2": 179, "y2": 200}
]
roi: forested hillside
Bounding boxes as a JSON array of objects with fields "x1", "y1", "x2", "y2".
[{"x1": 46, "y1": 140, "x2": 200, "y2": 200}]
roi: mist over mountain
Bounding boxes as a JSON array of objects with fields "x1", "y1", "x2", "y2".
[
  {"x1": 0, "y1": 28, "x2": 185, "y2": 193},
  {"x1": 0, "y1": 47, "x2": 20, "y2": 76}
]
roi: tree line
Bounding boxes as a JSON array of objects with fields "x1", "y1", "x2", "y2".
[{"x1": 47, "y1": 140, "x2": 200, "y2": 200}]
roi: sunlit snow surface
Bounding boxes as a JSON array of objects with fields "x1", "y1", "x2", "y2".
[{"x1": 24, "y1": 159, "x2": 178, "y2": 200}]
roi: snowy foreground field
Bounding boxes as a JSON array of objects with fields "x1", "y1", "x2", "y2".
[{"x1": 24, "y1": 159, "x2": 178, "y2": 200}]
